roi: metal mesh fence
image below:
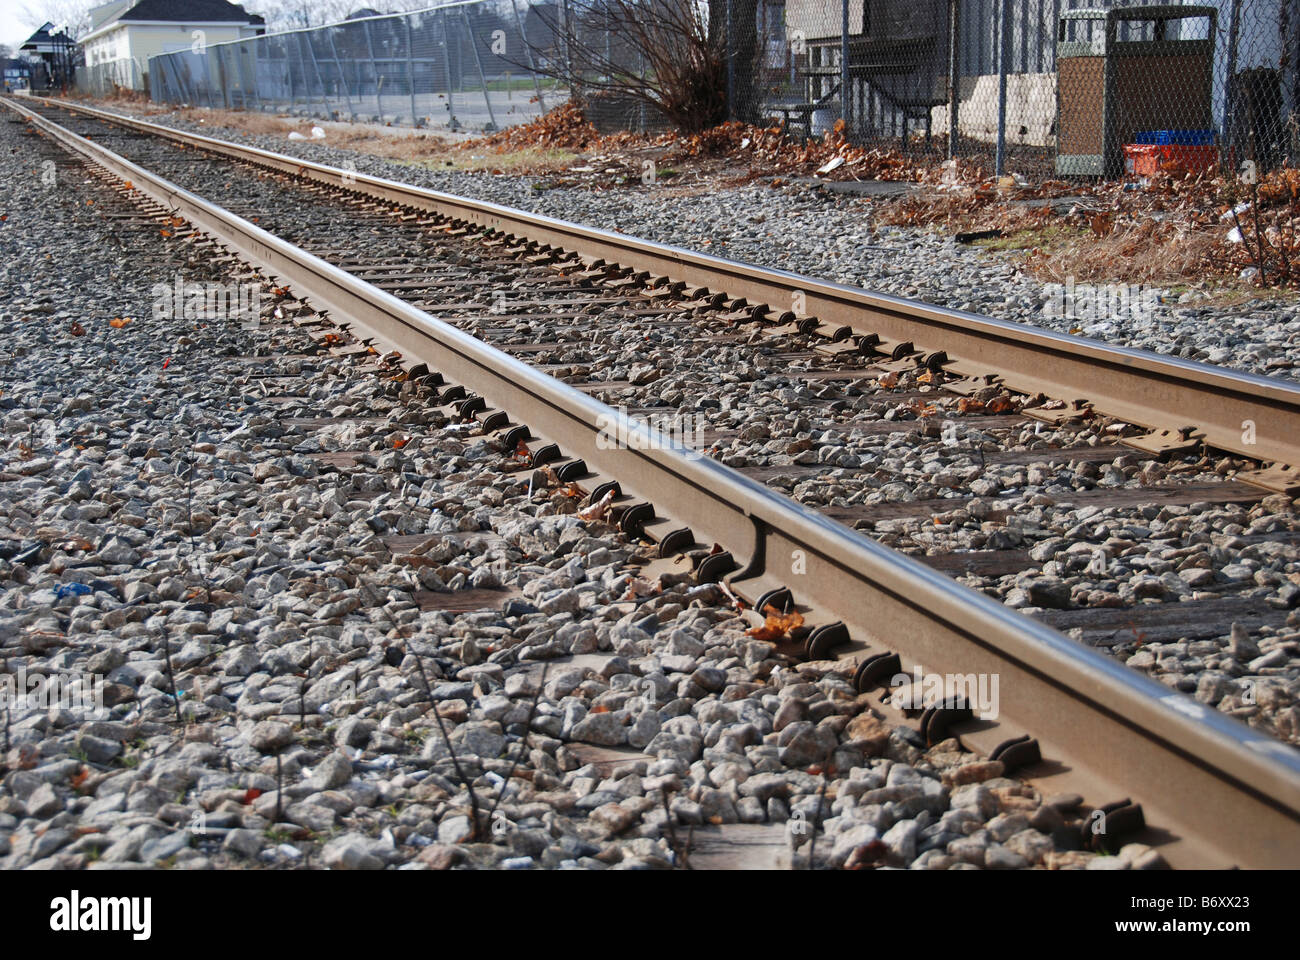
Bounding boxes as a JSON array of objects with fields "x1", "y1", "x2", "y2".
[
  {"x1": 145, "y1": 0, "x2": 1297, "y2": 181},
  {"x1": 78, "y1": 59, "x2": 146, "y2": 97},
  {"x1": 149, "y1": 2, "x2": 566, "y2": 131},
  {"x1": 740, "y1": 0, "x2": 1295, "y2": 179}
]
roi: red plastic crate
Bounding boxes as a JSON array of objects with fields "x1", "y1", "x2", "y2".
[{"x1": 1123, "y1": 143, "x2": 1217, "y2": 177}]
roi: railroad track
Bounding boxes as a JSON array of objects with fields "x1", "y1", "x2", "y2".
[{"x1": 7, "y1": 94, "x2": 1300, "y2": 869}]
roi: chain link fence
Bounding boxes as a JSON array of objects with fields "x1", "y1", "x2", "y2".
[
  {"x1": 740, "y1": 0, "x2": 1295, "y2": 179},
  {"x1": 77, "y1": 59, "x2": 146, "y2": 98},
  {"x1": 149, "y1": 1, "x2": 566, "y2": 132},
  {"x1": 145, "y1": 0, "x2": 1296, "y2": 180}
]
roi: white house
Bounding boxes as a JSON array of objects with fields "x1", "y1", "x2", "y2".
[{"x1": 79, "y1": 0, "x2": 265, "y2": 92}]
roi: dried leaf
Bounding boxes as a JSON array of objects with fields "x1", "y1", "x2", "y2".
[
  {"x1": 578, "y1": 488, "x2": 615, "y2": 522},
  {"x1": 108, "y1": 316, "x2": 131, "y2": 328},
  {"x1": 745, "y1": 603, "x2": 805, "y2": 642}
]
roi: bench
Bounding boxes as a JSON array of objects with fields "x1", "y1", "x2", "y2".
[{"x1": 764, "y1": 83, "x2": 841, "y2": 140}]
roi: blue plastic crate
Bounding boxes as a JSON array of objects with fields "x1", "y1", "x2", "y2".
[{"x1": 1133, "y1": 129, "x2": 1216, "y2": 146}]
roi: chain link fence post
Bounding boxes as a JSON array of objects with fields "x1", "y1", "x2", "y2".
[
  {"x1": 995, "y1": 0, "x2": 1010, "y2": 175},
  {"x1": 326, "y1": 27, "x2": 353, "y2": 119}
]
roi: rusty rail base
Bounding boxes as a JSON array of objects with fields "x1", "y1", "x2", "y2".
[{"x1": 9, "y1": 95, "x2": 1300, "y2": 870}]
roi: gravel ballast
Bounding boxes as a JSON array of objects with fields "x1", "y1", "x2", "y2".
[
  {"x1": 2, "y1": 106, "x2": 1297, "y2": 874},
  {"x1": 105, "y1": 104, "x2": 1300, "y2": 384},
  {"x1": 39, "y1": 106, "x2": 1299, "y2": 753},
  {"x1": 0, "y1": 109, "x2": 1185, "y2": 873}
]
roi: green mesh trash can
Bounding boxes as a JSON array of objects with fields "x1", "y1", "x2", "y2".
[{"x1": 1056, "y1": 5, "x2": 1217, "y2": 178}]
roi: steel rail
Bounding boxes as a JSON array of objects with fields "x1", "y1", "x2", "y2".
[
  {"x1": 29, "y1": 97, "x2": 1300, "y2": 482},
  {"x1": 9, "y1": 96, "x2": 1300, "y2": 869}
]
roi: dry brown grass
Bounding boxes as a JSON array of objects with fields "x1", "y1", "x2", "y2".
[
  {"x1": 174, "y1": 107, "x2": 296, "y2": 136},
  {"x1": 874, "y1": 187, "x2": 1266, "y2": 296},
  {"x1": 168, "y1": 106, "x2": 469, "y2": 164},
  {"x1": 66, "y1": 90, "x2": 170, "y2": 115},
  {"x1": 166, "y1": 107, "x2": 577, "y2": 173},
  {"x1": 1023, "y1": 224, "x2": 1224, "y2": 286}
]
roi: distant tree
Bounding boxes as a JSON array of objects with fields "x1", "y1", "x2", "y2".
[
  {"x1": 19, "y1": 0, "x2": 96, "y2": 38},
  {"x1": 246, "y1": 0, "x2": 357, "y2": 31}
]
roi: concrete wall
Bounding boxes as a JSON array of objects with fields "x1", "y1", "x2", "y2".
[{"x1": 930, "y1": 71, "x2": 1056, "y2": 145}]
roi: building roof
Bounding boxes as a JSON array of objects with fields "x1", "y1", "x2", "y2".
[
  {"x1": 79, "y1": 1, "x2": 265, "y2": 46},
  {"x1": 116, "y1": 0, "x2": 264, "y2": 23},
  {"x1": 21, "y1": 22, "x2": 75, "y2": 52}
]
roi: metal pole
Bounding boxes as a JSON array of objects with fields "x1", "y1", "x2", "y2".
[
  {"x1": 996, "y1": 0, "x2": 1010, "y2": 175},
  {"x1": 326, "y1": 28, "x2": 353, "y2": 118},
  {"x1": 442, "y1": 10, "x2": 457, "y2": 129},
  {"x1": 247, "y1": 40, "x2": 263, "y2": 110},
  {"x1": 163, "y1": 56, "x2": 180, "y2": 104},
  {"x1": 364, "y1": 20, "x2": 382, "y2": 118},
  {"x1": 462, "y1": 8, "x2": 498, "y2": 130},
  {"x1": 841, "y1": 0, "x2": 851, "y2": 130},
  {"x1": 406, "y1": 17, "x2": 419, "y2": 125},
  {"x1": 562, "y1": 0, "x2": 573, "y2": 96},
  {"x1": 219, "y1": 45, "x2": 232, "y2": 108},
  {"x1": 1225, "y1": 0, "x2": 1243, "y2": 170},
  {"x1": 179, "y1": 55, "x2": 194, "y2": 105},
  {"x1": 1284, "y1": 0, "x2": 1299, "y2": 165},
  {"x1": 355, "y1": 41, "x2": 364, "y2": 112},
  {"x1": 202, "y1": 49, "x2": 217, "y2": 109},
  {"x1": 947, "y1": 0, "x2": 959, "y2": 159},
  {"x1": 510, "y1": 0, "x2": 546, "y2": 112},
  {"x1": 168, "y1": 56, "x2": 181, "y2": 104},
  {"x1": 286, "y1": 36, "x2": 297, "y2": 108},
  {"x1": 301, "y1": 32, "x2": 330, "y2": 117},
  {"x1": 726, "y1": 0, "x2": 735, "y2": 121}
]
